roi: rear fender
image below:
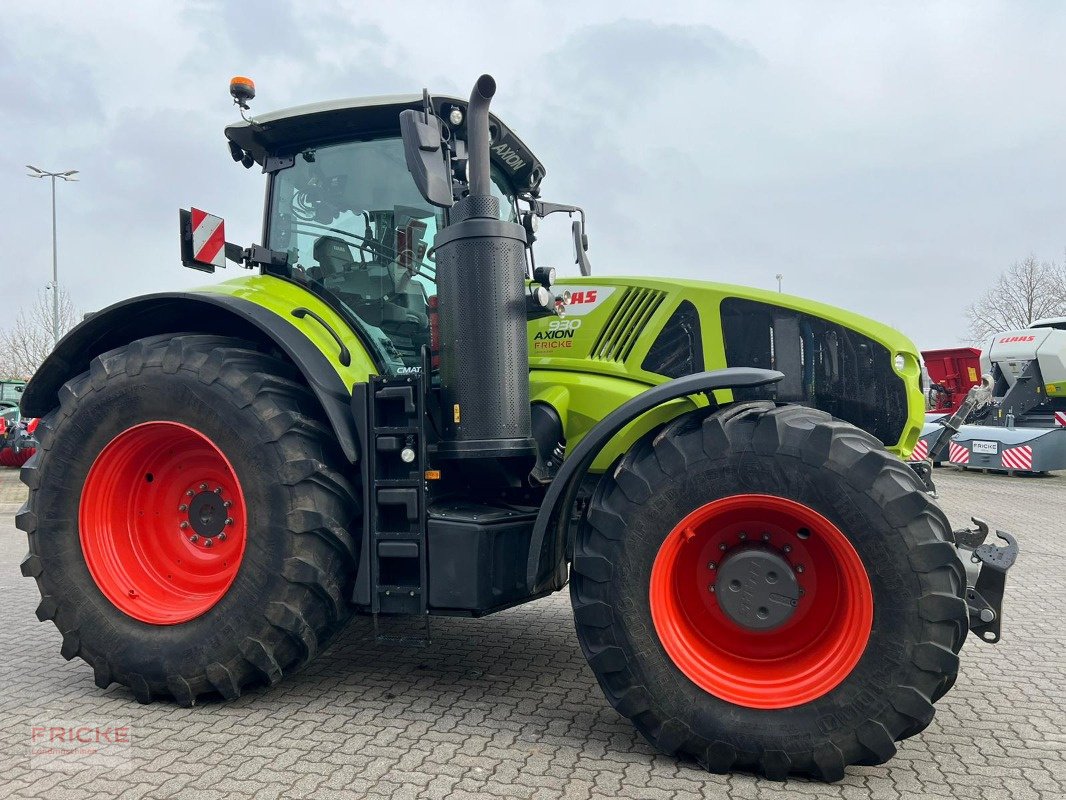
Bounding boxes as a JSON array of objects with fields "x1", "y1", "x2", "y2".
[{"x1": 21, "y1": 286, "x2": 378, "y2": 462}]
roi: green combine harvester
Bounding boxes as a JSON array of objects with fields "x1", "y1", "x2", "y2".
[{"x1": 18, "y1": 74, "x2": 1016, "y2": 780}]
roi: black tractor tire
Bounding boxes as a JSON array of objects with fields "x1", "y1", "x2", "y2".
[
  {"x1": 570, "y1": 402, "x2": 968, "y2": 780},
  {"x1": 18, "y1": 334, "x2": 359, "y2": 705}
]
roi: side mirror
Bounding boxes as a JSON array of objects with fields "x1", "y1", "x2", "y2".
[
  {"x1": 399, "y1": 109, "x2": 453, "y2": 209},
  {"x1": 529, "y1": 200, "x2": 593, "y2": 276},
  {"x1": 572, "y1": 220, "x2": 592, "y2": 276}
]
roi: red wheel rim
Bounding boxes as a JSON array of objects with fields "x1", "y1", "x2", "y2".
[
  {"x1": 79, "y1": 422, "x2": 247, "y2": 625},
  {"x1": 649, "y1": 494, "x2": 873, "y2": 709}
]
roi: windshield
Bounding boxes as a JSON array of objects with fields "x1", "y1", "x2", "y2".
[{"x1": 267, "y1": 136, "x2": 517, "y2": 374}]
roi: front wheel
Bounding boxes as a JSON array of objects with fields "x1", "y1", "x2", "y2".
[{"x1": 570, "y1": 403, "x2": 968, "y2": 780}]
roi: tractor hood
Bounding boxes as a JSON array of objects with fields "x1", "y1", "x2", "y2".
[
  {"x1": 224, "y1": 93, "x2": 547, "y2": 193},
  {"x1": 528, "y1": 276, "x2": 926, "y2": 454}
]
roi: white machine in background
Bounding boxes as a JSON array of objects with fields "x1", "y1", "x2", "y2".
[{"x1": 911, "y1": 318, "x2": 1066, "y2": 474}]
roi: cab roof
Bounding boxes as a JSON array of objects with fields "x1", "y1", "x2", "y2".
[{"x1": 224, "y1": 93, "x2": 546, "y2": 193}]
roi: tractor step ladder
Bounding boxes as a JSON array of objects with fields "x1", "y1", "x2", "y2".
[{"x1": 366, "y1": 375, "x2": 430, "y2": 644}]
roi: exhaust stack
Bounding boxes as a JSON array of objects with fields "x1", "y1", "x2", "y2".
[
  {"x1": 433, "y1": 75, "x2": 536, "y2": 466},
  {"x1": 465, "y1": 75, "x2": 495, "y2": 196}
]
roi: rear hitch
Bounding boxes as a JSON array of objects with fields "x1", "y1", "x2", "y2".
[{"x1": 952, "y1": 517, "x2": 1019, "y2": 644}]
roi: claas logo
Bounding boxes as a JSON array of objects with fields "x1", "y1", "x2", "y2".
[
  {"x1": 999, "y1": 335, "x2": 1036, "y2": 343},
  {"x1": 569, "y1": 290, "x2": 598, "y2": 304}
]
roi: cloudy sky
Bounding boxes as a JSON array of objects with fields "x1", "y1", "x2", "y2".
[{"x1": 3, "y1": 1, "x2": 1064, "y2": 350}]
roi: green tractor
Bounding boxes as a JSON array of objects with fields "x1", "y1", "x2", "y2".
[{"x1": 18, "y1": 74, "x2": 1016, "y2": 780}]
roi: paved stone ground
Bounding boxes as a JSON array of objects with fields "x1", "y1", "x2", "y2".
[{"x1": 0, "y1": 466, "x2": 1063, "y2": 799}]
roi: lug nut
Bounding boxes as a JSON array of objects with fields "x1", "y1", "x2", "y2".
[
  {"x1": 223, "y1": 500, "x2": 232, "y2": 509},
  {"x1": 189, "y1": 534, "x2": 199, "y2": 543},
  {"x1": 217, "y1": 532, "x2": 226, "y2": 542},
  {"x1": 214, "y1": 487, "x2": 223, "y2": 495},
  {"x1": 204, "y1": 539, "x2": 213, "y2": 548},
  {"x1": 180, "y1": 521, "x2": 189, "y2": 530},
  {"x1": 186, "y1": 490, "x2": 194, "y2": 497},
  {"x1": 718, "y1": 543, "x2": 728, "y2": 551},
  {"x1": 738, "y1": 532, "x2": 747, "y2": 540},
  {"x1": 761, "y1": 532, "x2": 771, "y2": 542},
  {"x1": 179, "y1": 504, "x2": 188, "y2": 512},
  {"x1": 707, "y1": 583, "x2": 716, "y2": 593},
  {"x1": 225, "y1": 517, "x2": 234, "y2": 526},
  {"x1": 796, "y1": 565, "x2": 805, "y2": 573},
  {"x1": 199, "y1": 483, "x2": 208, "y2": 491},
  {"x1": 783, "y1": 545, "x2": 792, "y2": 554},
  {"x1": 707, "y1": 562, "x2": 717, "y2": 570}
]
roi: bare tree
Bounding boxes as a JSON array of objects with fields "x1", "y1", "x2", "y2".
[
  {"x1": 1054, "y1": 256, "x2": 1066, "y2": 310},
  {"x1": 966, "y1": 255, "x2": 1066, "y2": 342},
  {"x1": 0, "y1": 288, "x2": 79, "y2": 380}
]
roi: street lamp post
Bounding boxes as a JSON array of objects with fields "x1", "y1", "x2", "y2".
[{"x1": 26, "y1": 165, "x2": 79, "y2": 346}]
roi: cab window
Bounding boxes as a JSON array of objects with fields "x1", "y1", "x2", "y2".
[{"x1": 267, "y1": 136, "x2": 519, "y2": 373}]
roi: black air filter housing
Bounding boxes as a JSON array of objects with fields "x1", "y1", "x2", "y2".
[{"x1": 434, "y1": 194, "x2": 535, "y2": 462}]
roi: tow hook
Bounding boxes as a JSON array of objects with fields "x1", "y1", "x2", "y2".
[{"x1": 952, "y1": 517, "x2": 1019, "y2": 644}]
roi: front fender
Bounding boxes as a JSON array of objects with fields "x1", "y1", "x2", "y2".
[
  {"x1": 526, "y1": 367, "x2": 784, "y2": 593},
  {"x1": 22, "y1": 279, "x2": 379, "y2": 462}
]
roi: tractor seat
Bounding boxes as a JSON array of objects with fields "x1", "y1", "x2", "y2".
[
  {"x1": 313, "y1": 234, "x2": 395, "y2": 300},
  {"x1": 312, "y1": 235, "x2": 357, "y2": 277}
]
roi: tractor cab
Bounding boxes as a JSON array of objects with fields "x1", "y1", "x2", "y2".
[{"x1": 224, "y1": 93, "x2": 545, "y2": 372}]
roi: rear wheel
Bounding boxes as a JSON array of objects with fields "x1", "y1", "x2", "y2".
[
  {"x1": 571, "y1": 403, "x2": 968, "y2": 780},
  {"x1": 19, "y1": 335, "x2": 359, "y2": 704}
]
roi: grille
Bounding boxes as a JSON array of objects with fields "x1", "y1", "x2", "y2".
[
  {"x1": 589, "y1": 287, "x2": 666, "y2": 363},
  {"x1": 720, "y1": 297, "x2": 910, "y2": 447},
  {"x1": 641, "y1": 300, "x2": 704, "y2": 378}
]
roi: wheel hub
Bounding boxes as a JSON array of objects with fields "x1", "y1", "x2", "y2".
[
  {"x1": 184, "y1": 486, "x2": 232, "y2": 542},
  {"x1": 714, "y1": 547, "x2": 800, "y2": 630}
]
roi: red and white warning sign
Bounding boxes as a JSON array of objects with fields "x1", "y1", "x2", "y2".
[
  {"x1": 1000, "y1": 444, "x2": 1034, "y2": 471},
  {"x1": 190, "y1": 208, "x2": 226, "y2": 269},
  {"x1": 1056, "y1": 411, "x2": 1066, "y2": 427},
  {"x1": 907, "y1": 438, "x2": 929, "y2": 462},
  {"x1": 948, "y1": 442, "x2": 970, "y2": 464}
]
